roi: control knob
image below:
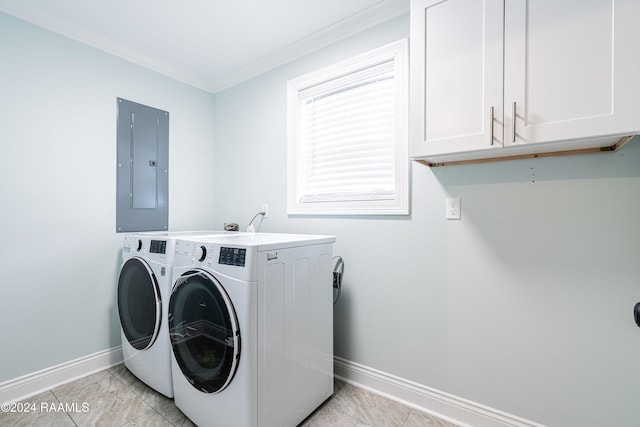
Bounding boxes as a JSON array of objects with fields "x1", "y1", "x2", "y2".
[{"x1": 198, "y1": 245, "x2": 207, "y2": 262}]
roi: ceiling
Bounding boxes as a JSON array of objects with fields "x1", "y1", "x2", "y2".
[{"x1": 0, "y1": 0, "x2": 408, "y2": 93}]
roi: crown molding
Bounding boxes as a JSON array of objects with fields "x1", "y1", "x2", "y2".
[
  {"x1": 0, "y1": 3, "x2": 214, "y2": 91},
  {"x1": 0, "y1": 0, "x2": 408, "y2": 94},
  {"x1": 207, "y1": 0, "x2": 409, "y2": 93}
]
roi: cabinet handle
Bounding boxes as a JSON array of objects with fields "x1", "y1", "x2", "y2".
[
  {"x1": 511, "y1": 101, "x2": 517, "y2": 143},
  {"x1": 490, "y1": 106, "x2": 495, "y2": 146}
]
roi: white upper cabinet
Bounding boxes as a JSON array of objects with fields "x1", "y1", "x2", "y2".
[
  {"x1": 410, "y1": 0, "x2": 504, "y2": 157},
  {"x1": 410, "y1": 0, "x2": 640, "y2": 165}
]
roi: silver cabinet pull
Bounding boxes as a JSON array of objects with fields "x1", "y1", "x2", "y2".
[
  {"x1": 490, "y1": 106, "x2": 495, "y2": 146},
  {"x1": 512, "y1": 101, "x2": 517, "y2": 143}
]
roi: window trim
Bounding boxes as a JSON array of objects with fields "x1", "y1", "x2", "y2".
[{"x1": 287, "y1": 39, "x2": 409, "y2": 216}]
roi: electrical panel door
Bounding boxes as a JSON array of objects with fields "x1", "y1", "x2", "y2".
[{"x1": 116, "y1": 98, "x2": 169, "y2": 232}]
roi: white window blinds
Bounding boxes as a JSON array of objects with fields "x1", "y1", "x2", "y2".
[
  {"x1": 299, "y1": 61, "x2": 396, "y2": 202},
  {"x1": 287, "y1": 39, "x2": 408, "y2": 215}
]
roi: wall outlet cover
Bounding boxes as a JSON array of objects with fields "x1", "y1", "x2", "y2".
[{"x1": 446, "y1": 197, "x2": 461, "y2": 220}]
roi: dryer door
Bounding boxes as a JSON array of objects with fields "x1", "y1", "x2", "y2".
[
  {"x1": 117, "y1": 257, "x2": 162, "y2": 350},
  {"x1": 169, "y1": 269, "x2": 241, "y2": 394}
]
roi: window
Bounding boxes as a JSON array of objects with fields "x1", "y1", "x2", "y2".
[{"x1": 287, "y1": 39, "x2": 409, "y2": 215}]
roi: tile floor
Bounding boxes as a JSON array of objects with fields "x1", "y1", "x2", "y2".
[{"x1": 0, "y1": 364, "x2": 458, "y2": 426}]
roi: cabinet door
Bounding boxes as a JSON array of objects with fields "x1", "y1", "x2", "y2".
[
  {"x1": 410, "y1": 0, "x2": 504, "y2": 158},
  {"x1": 504, "y1": 0, "x2": 640, "y2": 146}
]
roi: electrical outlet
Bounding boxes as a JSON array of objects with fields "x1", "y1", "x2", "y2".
[
  {"x1": 445, "y1": 197, "x2": 461, "y2": 220},
  {"x1": 261, "y1": 203, "x2": 269, "y2": 218}
]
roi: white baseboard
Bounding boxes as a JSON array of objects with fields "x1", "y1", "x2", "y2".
[
  {"x1": 1, "y1": 349, "x2": 544, "y2": 427},
  {"x1": 334, "y1": 356, "x2": 546, "y2": 427},
  {"x1": 0, "y1": 346, "x2": 123, "y2": 404}
]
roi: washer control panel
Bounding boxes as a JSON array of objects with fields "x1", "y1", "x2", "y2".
[
  {"x1": 219, "y1": 247, "x2": 246, "y2": 267},
  {"x1": 149, "y1": 240, "x2": 167, "y2": 254}
]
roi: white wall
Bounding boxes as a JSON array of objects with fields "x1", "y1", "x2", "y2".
[
  {"x1": 0, "y1": 12, "x2": 216, "y2": 382},
  {"x1": 212, "y1": 14, "x2": 640, "y2": 427}
]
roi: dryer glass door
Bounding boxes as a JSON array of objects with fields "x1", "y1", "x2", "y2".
[
  {"x1": 117, "y1": 257, "x2": 162, "y2": 350},
  {"x1": 169, "y1": 270, "x2": 240, "y2": 394}
]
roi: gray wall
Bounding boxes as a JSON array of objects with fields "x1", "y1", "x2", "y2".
[
  {"x1": 212, "y1": 14, "x2": 640, "y2": 427},
  {"x1": 0, "y1": 12, "x2": 216, "y2": 381}
]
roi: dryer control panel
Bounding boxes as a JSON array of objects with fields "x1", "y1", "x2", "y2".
[
  {"x1": 219, "y1": 247, "x2": 246, "y2": 267},
  {"x1": 149, "y1": 240, "x2": 167, "y2": 254}
]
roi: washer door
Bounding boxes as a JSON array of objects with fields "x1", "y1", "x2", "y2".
[
  {"x1": 169, "y1": 270, "x2": 241, "y2": 394},
  {"x1": 117, "y1": 257, "x2": 162, "y2": 350}
]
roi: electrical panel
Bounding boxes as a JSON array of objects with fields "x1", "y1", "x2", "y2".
[{"x1": 116, "y1": 98, "x2": 169, "y2": 232}]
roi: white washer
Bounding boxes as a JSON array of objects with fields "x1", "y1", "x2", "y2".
[
  {"x1": 117, "y1": 230, "x2": 235, "y2": 398},
  {"x1": 169, "y1": 233, "x2": 335, "y2": 427}
]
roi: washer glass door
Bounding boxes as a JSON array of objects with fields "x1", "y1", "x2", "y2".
[
  {"x1": 117, "y1": 257, "x2": 162, "y2": 350},
  {"x1": 169, "y1": 270, "x2": 240, "y2": 394}
]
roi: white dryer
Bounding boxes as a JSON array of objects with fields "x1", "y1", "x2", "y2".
[
  {"x1": 169, "y1": 233, "x2": 335, "y2": 427},
  {"x1": 117, "y1": 230, "x2": 233, "y2": 398}
]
